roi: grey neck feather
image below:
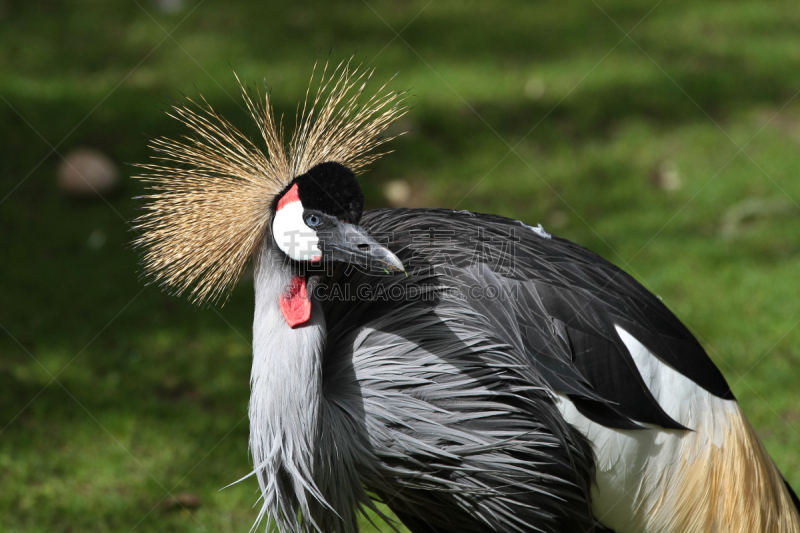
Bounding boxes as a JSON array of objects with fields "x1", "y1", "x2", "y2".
[{"x1": 250, "y1": 245, "x2": 327, "y2": 532}]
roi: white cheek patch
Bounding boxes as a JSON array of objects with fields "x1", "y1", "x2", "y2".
[{"x1": 272, "y1": 200, "x2": 321, "y2": 261}]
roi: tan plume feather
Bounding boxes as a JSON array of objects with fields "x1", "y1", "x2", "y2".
[{"x1": 133, "y1": 58, "x2": 409, "y2": 305}]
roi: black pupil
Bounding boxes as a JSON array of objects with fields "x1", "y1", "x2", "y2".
[{"x1": 307, "y1": 214, "x2": 320, "y2": 226}]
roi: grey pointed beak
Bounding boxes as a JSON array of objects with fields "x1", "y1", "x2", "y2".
[{"x1": 319, "y1": 221, "x2": 404, "y2": 273}]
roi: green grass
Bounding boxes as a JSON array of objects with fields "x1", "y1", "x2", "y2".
[{"x1": 2, "y1": 0, "x2": 800, "y2": 531}]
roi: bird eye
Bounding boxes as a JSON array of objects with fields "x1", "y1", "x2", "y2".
[{"x1": 305, "y1": 214, "x2": 321, "y2": 227}]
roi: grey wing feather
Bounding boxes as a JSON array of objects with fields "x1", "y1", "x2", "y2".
[{"x1": 323, "y1": 286, "x2": 602, "y2": 533}]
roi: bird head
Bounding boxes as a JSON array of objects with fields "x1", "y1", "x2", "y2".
[
  {"x1": 271, "y1": 161, "x2": 403, "y2": 272},
  {"x1": 132, "y1": 59, "x2": 408, "y2": 315}
]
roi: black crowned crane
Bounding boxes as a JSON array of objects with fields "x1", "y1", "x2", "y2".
[{"x1": 133, "y1": 61, "x2": 800, "y2": 533}]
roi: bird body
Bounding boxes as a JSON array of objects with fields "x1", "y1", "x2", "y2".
[
  {"x1": 290, "y1": 207, "x2": 799, "y2": 532},
  {"x1": 134, "y1": 61, "x2": 800, "y2": 532}
]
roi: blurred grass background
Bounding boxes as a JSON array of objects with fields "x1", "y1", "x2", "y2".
[{"x1": 2, "y1": 0, "x2": 800, "y2": 531}]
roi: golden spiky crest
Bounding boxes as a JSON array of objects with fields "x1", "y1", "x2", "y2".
[{"x1": 133, "y1": 59, "x2": 409, "y2": 305}]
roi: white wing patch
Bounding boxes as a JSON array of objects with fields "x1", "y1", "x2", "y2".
[
  {"x1": 555, "y1": 325, "x2": 739, "y2": 532},
  {"x1": 272, "y1": 201, "x2": 321, "y2": 261},
  {"x1": 614, "y1": 325, "x2": 735, "y2": 448}
]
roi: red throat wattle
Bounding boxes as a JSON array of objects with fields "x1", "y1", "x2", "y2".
[{"x1": 279, "y1": 275, "x2": 312, "y2": 328}]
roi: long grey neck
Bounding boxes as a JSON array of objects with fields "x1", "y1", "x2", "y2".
[{"x1": 250, "y1": 246, "x2": 326, "y2": 531}]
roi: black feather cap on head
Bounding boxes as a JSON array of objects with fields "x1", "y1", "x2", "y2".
[{"x1": 290, "y1": 161, "x2": 365, "y2": 224}]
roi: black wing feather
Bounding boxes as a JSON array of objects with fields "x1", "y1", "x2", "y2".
[{"x1": 360, "y1": 208, "x2": 733, "y2": 430}]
